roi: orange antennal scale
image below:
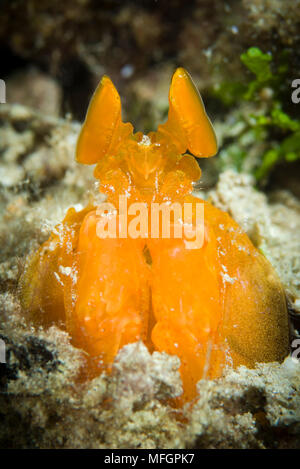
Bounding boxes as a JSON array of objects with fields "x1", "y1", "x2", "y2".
[
  {"x1": 158, "y1": 67, "x2": 217, "y2": 158},
  {"x1": 76, "y1": 75, "x2": 133, "y2": 165}
]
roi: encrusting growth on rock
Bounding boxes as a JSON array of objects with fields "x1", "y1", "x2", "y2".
[{"x1": 20, "y1": 68, "x2": 289, "y2": 403}]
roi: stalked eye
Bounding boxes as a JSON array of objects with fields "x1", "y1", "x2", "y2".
[
  {"x1": 76, "y1": 76, "x2": 133, "y2": 165},
  {"x1": 158, "y1": 67, "x2": 218, "y2": 158}
]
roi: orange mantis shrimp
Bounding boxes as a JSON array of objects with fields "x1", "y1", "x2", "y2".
[{"x1": 20, "y1": 68, "x2": 289, "y2": 402}]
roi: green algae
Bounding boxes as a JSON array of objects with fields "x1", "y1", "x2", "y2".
[{"x1": 213, "y1": 47, "x2": 300, "y2": 181}]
